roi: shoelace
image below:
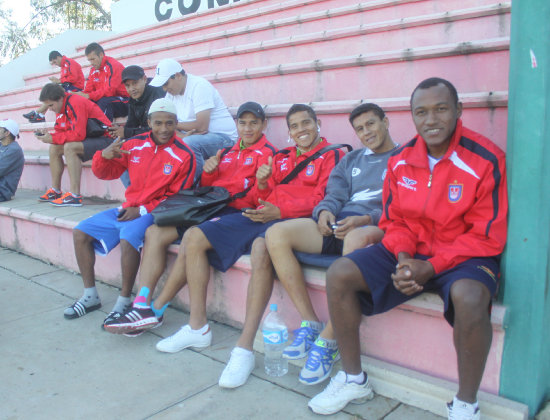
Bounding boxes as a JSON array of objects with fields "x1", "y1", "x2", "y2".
[
  {"x1": 305, "y1": 349, "x2": 323, "y2": 369},
  {"x1": 290, "y1": 327, "x2": 315, "y2": 346}
]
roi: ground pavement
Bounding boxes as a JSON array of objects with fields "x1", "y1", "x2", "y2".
[{"x1": 0, "y1": 246, "x2": 444, "y2": 420}]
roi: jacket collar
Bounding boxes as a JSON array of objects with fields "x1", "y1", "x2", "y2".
[{"x1": 407, "y1": 119, "x2": 463, "y2": 167}]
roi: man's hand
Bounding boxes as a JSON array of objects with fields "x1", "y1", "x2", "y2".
[
  {"x1": 176, "y1": 128, "x2": 199, "y2": 138},
  {"x1": 34, "y1": 130, "x2": 53, "y2": 144},
  {"x1": 256, "y1": 156, "x2": 273, "y2": 189},
  {"x1": 203, "y1": 149, "x2": 223, "y2": 174},
  {"x1": 108, "y1": 124, "x2": 125, "y2": 139},
  {"x1": 333, "y1": 215, "x2": 372, "y2": 239},
  {"x1": 242, "y1": 199, "x2": 281, "y2": 223},
  {"x1": 74, "y1": 91, "x2": 90, "y2": 99},
  {"x1": 49, "y1": 76, "x2": 61, "y2": 84},
  {"x1": 117, "y1": 207, "x2": 140, "y2": 222},
  {"x1": 391, "y1": 256, "x2": 435, "y2": 295},
  {"x1": 317, "y1": 210, "x2": 336, "y2": 236},
  {"x1": 101, "y1": 137, "x2": 130, "y2": 160}
]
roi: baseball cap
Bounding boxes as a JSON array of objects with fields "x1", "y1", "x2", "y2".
[
  {"x1": 121, "y1": 65, "x2": 145, "y2": 82},
  {"x1": 0, "y1": 119, "x2": 19, "y2": 137},
  {"x1": 237, "y1": 102, "x2": 266, "y2": 120},
  {"x1": 148, "y1": 98, "x2": 177, "y2": 116},
  {"x1": 150, "y1": 59, "x2": 183, "y2": 87}
]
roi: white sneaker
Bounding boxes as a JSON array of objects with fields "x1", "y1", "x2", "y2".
[
  {"x1": 218, "y1": 348, "x2": 255, "y2": 388},
  {"x1": 447, "y1": 397, "x2": 481, "y2": 420},
  {"x1": 308, "y1": 371, "x2": 374, "y2": 415},
  {"x1": 156, "y1": 324, "x2": 212, "y2": 353}
]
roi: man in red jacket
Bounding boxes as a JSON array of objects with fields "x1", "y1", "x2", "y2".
[
  {"x1": 104, "y1": 101, "x2": 277, "y2": 336},
  {"x1": 75, "y1": 42, "x2": 129, "y2": 121},
  {"x1": 23, "y1": 50, "x2": 85, "y2": 123},
  {"x1": 34, "y1": 83, "x2": 112, "y2": 206},
  {"x1": 64, "y1": 98, "x2": 196, "y2": 327},
  {"x1": 309, "y1": 78, "x2": 508, "y2": 420}
]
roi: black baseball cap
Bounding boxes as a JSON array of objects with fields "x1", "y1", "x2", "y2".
[
  {"x1": 237, "y1": 101, "x2": 266, "y2": 120},
  {"x1": 122, "y1": 65, "x2": 145, "y2": 82}
]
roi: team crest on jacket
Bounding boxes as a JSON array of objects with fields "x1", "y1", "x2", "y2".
[
  {"x1": 448, "y1": 184, "x2": 463, "y2": 202},
  {"x1": 163, "y1": 163, "x2": 173, "y2": 175},
  {"x1": 244, "y1": 157, "x2": 253, "y2": 165},
  {"x1": 306, "y1": 164, "x2": 315, "y2": 176}
]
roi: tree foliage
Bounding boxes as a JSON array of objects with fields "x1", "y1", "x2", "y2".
[{"x1": 0, "y1": 0, "x2": 114, "y2": 64}]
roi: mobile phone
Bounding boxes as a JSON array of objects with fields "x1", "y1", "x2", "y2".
[
  {"x1": 34, "y1": 131, "x2": 44, "y2": 136},
  {"x1": 241, "y1": 207, "x2": 254, "y2": 212},
  {"x1": 117, "y1": 209, "x2": 127, "y2": 218},
  {"x1": 331, "y1": 223, "x2": 339, "y2": 231},
  {"x1": 101, "y1": 125, "x2": 108, "y2": 129}
]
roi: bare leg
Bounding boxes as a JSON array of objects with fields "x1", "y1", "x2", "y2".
[
  {"x1": 154, "y1": 233, "x2": 190, "y2": 310},
  {"x1": 49, "y1": 144, "x2": 65, "y2": 190},
  {"x1": 236, "y1": 237, "x2": 275, "y2": 350},
  {"x1": 184, "y1": 226, "x2": 214, "y2": 329},
  {"x1": 119, "y1": 239, "x2": 141, "y2": 298},
  {"x1": 451, "y1": 279, "x2": 492, "y2": 403},
  {"x1": 266, "y1": 218, "x2": 323, "y2": 322},
  {"x1": 326, "y1": 257, "x2": 371, "y2": 374},
  {"x1": 138, "y1": 225, "x2": 179, "y2": 304},
  {"x1": 64, "y1": 142, "x2": 84, "y2": 195},
  {"x1": 73, "y1": 229, "x2": 96, "y2": 288},
  {"x1": 342, "y1": 226, "x2": 384, "y2": 255},
  {"x1": 37, "y1": 103, "x2": 48, "y2": 114}
]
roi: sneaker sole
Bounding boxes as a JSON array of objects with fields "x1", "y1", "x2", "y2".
[
  {"x1": 308, "y1": 390, "x2": 374, "y2": 415},
  {"x1": 38, "y1": 198, "x2": 58, "y2": 202},
  {"x1": 50, "y1": 202, "x2": 83, "y2": 207},
  {"x1": 156, "y1": 340, "x2": 211, "y2": 353},
  {"x1": 104, "y1": 318, "x2": 160, "y2": 334}
]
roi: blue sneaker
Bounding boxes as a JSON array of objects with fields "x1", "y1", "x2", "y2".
[
  {"x1": 299, "y1": 338, "x2": 340, "y2": 385},
  {"x1": 282, "y1": 321, "x2": 320, "y2": 359}
]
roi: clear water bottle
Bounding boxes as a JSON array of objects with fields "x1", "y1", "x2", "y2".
[{"x1": 262, "y1": 303, "x2": 289, "y2": 377}]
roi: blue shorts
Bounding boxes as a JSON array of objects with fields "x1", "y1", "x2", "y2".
[
  {"x1": 175, "y1": 206, "x2": 240, "y2": 241},
  {"x1": 198, "y1": 212, "x2": 285, "y2": 272},
  {"x1": 345, "y1": 243, "x2": 500, "y2": 326},
  {"x1": 74, "y1": 208, "x2": 154, "y2": 255}
]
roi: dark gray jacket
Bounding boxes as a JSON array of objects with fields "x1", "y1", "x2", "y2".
[{"x1": 0, "y1": 141, "x2": 24, "y2": 201}]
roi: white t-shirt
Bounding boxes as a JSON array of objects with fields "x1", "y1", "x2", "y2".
[{"x1": 165, "y1": 74, "x2": 237, "y2": 140}]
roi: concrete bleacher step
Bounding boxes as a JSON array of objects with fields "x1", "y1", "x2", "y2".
[{"x1": 0, "y1": 189, "x2": 507, "y2": 399}]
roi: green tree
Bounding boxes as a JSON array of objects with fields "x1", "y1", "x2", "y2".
[{"x1": 0, "y1": 0, "x2": 115, "y2": 64}]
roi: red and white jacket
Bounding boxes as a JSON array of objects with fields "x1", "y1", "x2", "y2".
[
  {"x1": 250, "y1": 138, "x2": 344, "y2": 219},
  {"x1": 201, "y1": 135, "x2": 277, "y2": 210},
  {"x1": 50, "y1": 93, "x2": 111, "y2": 145},
  {"x1": 60, "y1": 56, "x2": 85, "y2": 90},
  {"x1": 92, "y1": 132, "x2": 196, "y2": 212},
  {"x1": 380, "y1": 119, "x2": 508, "y2": 274},
  {"x1": 83, "y1": 55, "x2": 128, "y2": 101}
]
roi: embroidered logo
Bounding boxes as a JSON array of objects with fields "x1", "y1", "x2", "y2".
[
  {"x1": 306, "y1": 164, "x2": 315, "y2": 176},
  {"x1": 244, "y1": 157, "x2": 253, "y2": 165},
  {"x1": 397, "y1": 176, "x2": 417, "y2": 191},
  {"x1": 279, "y1": 159, "x2": 289, "y2": 172},
  {"x1": 382, "y1": 169, "x2": 387, "y2": 181},
  {"x1": 210, "y1": 217, "x2": 221, "y2": 222},
  {"x1": 163, "y1": 163, "x2": 173, "y2": 175},
  {"x1": 222, "y1": 157, "x2": 232, "y2": 164},
  {"x1": 130, "y1": 156, "x2": 140, "y2": 164},
  {"x1": 352, "y1": 168, "x2": 361, "y2": 177},
  {"x1": 448, "y1": 183, "x2": 463, "y2": 203},
  {"x1": 477, "y1": 265, "x2": 496, "y2": 282}
]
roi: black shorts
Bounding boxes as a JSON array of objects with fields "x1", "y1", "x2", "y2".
[{"x1": 82, "y1": 137, "x2": 113, "y2": 162}]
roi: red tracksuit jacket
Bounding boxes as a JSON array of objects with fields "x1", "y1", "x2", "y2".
[
  {"x1": 83, "y1": 55, "x2": 128, "y2": 101},
  {"x1": 250, "y1": 138, "x2": 344, "y2": 219},
  {"x1": 50, "y1": 93, "x2": 111, "y2": 145},
  {"x1": 380, "y1": 119, "x2": 508, "y2": 274},
  {"x1": 60, "y1": 56, "x2": 85, "y2": 90},
  {"x1": 200, "y1": 135, "x2": 277, "y2": 210},
  {"x1": 92, "y1": 132, "x2": 196, "y2": 212}
]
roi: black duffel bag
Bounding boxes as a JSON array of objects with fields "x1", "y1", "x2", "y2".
[{"x1": 152, "y1": 185, "x2": 233, "y2": 227}]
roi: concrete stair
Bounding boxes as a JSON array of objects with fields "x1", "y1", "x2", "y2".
[{"x1": 0, "y1": 0, "x2": 523, "y2": 417}]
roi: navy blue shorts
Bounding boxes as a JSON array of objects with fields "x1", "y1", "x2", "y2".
[
  {"x1": 316, "y1": 211, "x2": 362, "y2": 255},
  {"x1": 175, "y1": 207, "x2": 240, "y2": 241},
  {"x1": 198, "y1": 212, "x2": 285, "y2": 272},
  {"x1": 345, "y1": 243, "x2": 500, "y2": 326},
  {"x1": 75, "y1": 208, "x2": 154, "y2": 255}
]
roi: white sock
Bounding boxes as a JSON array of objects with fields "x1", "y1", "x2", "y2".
[
  {"x1": 453, "y1": 396, "x2": 479, "y2": 410},
  {"x1": 233, "y1": 346, "x2": 253, "y2": 356},
  {"x1": 112, "y1": 295, "x2": 131, "y2": 313},
  {"x1": 190, "y1": 324, "x2": 210, "y2": 334},
  {"x1": 346, "y1": 371, "x2": 366, "y2": 384},
  {"x1": 81, "y1": 287, "x2": 100, "y2": 306}
]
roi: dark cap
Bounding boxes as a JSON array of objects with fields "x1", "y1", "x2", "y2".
[
  {"x1": 122, "y1": 65, "x2": 145, "y2": 82},
  {"x1": 237, "y1": 101, "x2": 265, "y2": 120}
]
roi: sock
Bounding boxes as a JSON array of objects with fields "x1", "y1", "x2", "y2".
[
  {"x1": 233, "y1": 346, "x2": 253, "y2": 356},
  {"x1": 316, "y1": 336, "x2": 338, "y2": 349},
  {"x1": 52, "y1": 187, "x2": 61, "y2": 194},
  {"x1": 303, "y1": 320, "x2": 323, "y2": 333},
  {"x1": 346, "y1": 371, "x2": 366, "y2": 385},
  {"x1": 133, "y1": 287, "x2": 150, "y2": 308},
  {"x1": 38, "y1": 113, "x2": 44, "y2": 117},
  {"x1": 112, "y1": 295, "x2": 131, "y2": 313},
  {"x1": 70, "y1": 192, "x2": 82, "y2": 198},
  {"x1": 190, "y1": 324, "x2": 210, "y2": 334},
  {"x1": 63, "y1": 287, "x2": 100, "y2": 316},
  {"x1": 151, "y1": 299, "x2": 169, "y2": 317},
  {"x1": 453, "y1": 397, "x2": 479, "y2": 410}
]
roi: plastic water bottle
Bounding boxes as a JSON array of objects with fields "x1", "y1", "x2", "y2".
[{"x1": 262, "y1": 303, "x2": 289, "y2": 376}]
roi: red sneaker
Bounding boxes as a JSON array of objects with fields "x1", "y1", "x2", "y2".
[{"x1": 38, "y1": 188, "x2": 62, "y2": 202}]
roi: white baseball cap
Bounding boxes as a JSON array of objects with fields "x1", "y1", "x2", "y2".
[
  {"x1": 150, "y1": 59, "x2": 184, "y2": 87},
  {"x1": 148, "y1": 98, "x2": 177, "y2": 116},
  {"x1": 0, "y1": 119, "x2": 19, "y2": 137}
]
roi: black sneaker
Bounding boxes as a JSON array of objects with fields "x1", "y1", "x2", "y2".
[
  {"x1": 104, "y1": 306, "x2": 161, "y2": 334},
  {"x1": 23, "y1": 110, "x2": 37, "y2": 120},
  {"x1": 29, "y1": 114, "x2": 46, "y2": 123},
  {"x1": 101, "y1": 304, "x2": 131, "y2": 330}
]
